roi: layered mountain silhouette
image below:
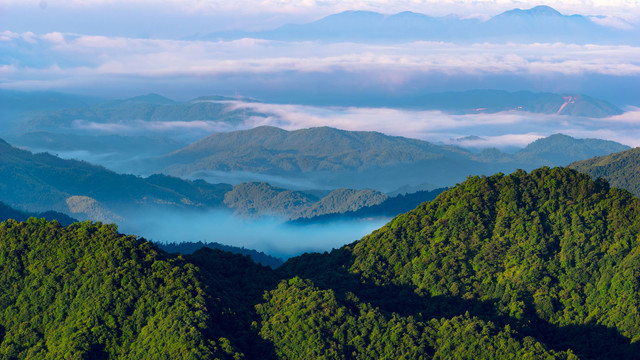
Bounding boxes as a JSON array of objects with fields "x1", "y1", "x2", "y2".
[{"x1": 156, "y1": 126, "x2": 629, "y2": 191}]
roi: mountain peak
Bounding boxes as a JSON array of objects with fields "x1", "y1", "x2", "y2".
[
  {"x1": 497, "y1": 5, "x2": 563, "y2": 18},
  {"x1": 123, "y1": 93, "x2": 176, "y2": 105}
]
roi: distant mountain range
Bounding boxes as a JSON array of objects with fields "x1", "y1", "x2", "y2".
[
  {"x1": 154, "y1": 126, "x2": 630, "y2": 191},
  {"x1": 569, "y1": 147, "x2": 640, "y2": 197},
  {"x1": 200, "y1": 5, "x2": 639, "y2": 45},
  {"x1": 5, "y1": 92, "x2": 262, "y2": 135},
  {"x1": 2, "y1": 90, "x2": 623, "y2": 140},
  {"x1": 396, "y1": 91, "x2": 622, "y2": 118}
]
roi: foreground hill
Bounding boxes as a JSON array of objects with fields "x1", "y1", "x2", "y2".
[
  {"x1": 0, "y1": 219, "x2": 244, "y2": 359},
  {"x1": 4, "y1": 167, "x2": 640, "y2": 358},
  {"x1": 569, "y1": 147, "x2": 640, "y2": 198},
  {"x1": 283, "y1": 167, "x2": 640, "y2": 359}
]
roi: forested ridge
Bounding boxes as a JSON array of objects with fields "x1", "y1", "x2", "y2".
[
  {"x1": 2, "y1": 167, "x2": 640, "y2": 358},
  {"x1": 569, "y1": 147, "x2": 640, "y2": 197}
]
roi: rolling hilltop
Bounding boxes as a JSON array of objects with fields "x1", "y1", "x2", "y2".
[{"x1": 3, "y1": 167, "x2": 640, "y2": 358}]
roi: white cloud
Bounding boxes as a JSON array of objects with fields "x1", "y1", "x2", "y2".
[
  {"x1": 218, "y1": 101, "x2": 640, "y2": 148},
  {"x1": 3, "y1": 34, "x2": 640, "y2": 84}
]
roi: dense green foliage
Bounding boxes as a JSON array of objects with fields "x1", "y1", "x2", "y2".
[
  {"x1": 4, "y1": 167, "x2": 640, "y2": 359},
  {"x1": 0, "y1": 219, "x2": 240, "y2": 359},
  {"x1": 284, "y1": 167, "x2": 640, "y2": 359},
  {"x1": 256, "y1": 277, "x2": 572, "y2": 359},
  {"x1": 570, "y1": 147, "x2": 640, "y2": 198}
]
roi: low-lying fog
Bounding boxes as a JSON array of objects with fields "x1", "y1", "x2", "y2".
[{"x1": 117, "y1": 208, "x2": 389, "y2": 259}]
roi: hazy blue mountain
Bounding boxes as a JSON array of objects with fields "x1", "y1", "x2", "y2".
[
  {"x1": 201, "y1": 5, "x2": 638, "y2": 45},
  {"x1": 569, "y1": 147, "x2": 640, "y2": 198},
  {"x1": 397, "y1": 90, "x2": 623, "y2": 118},
  {"x1": 516, "y1": 133, "x2": 630, "y2": 165},
  {"x1": 156, "y1": 125, "x2": 484, "y2": 190},
  {"x1": 154, "y1": 127, "x2": 628, "y2": 192},
  {"x1": 13, "y1": 131, "x2": 186, "y2": 156},
  {"x1": 0, "y1": 138, "x2": 231, "y2": 221},
  {"x1": 10, "y1": 92, "x2": 266, "y2": 133},
  {"x1": 0, "y1": 89, "x2": 102, "y2": 113}
]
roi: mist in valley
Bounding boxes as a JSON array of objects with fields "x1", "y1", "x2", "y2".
[{"x1": 117, "y1": 207, "x2": 389, "y2": 258}]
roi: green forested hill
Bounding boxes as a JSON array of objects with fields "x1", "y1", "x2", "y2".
[
  {"x1": 569, "y1": 147, "x2": 640, "y2": 197},
  {"x1": 0, "y1": 219, "x2": 242, "y2": 359},
  {"x1": 282, "y1": 167, "x2": 640, "y2": 359},
  {"x1": 4, "y1": 167, "x2": 640, "y2": 359}
]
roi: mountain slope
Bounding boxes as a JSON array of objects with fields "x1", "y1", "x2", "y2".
[
  {"x1": 283, "y1": 167, "x2": 640, "y2": 359},
  {"x1": 156, "y1": 127, "x2": 629, "y2": 191},
  {"x1": 0, "y1": 138, "x2": 231, "y2": 221},
  {"x1": 569, "y1": 147, "x2": 640, "y2": 197},
  {"x1": 16, "y1": 94, "x2": 263, "y2": 132},
  {"x1": 399, "y1": 91, "x2": 622, "y2": 117}
]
